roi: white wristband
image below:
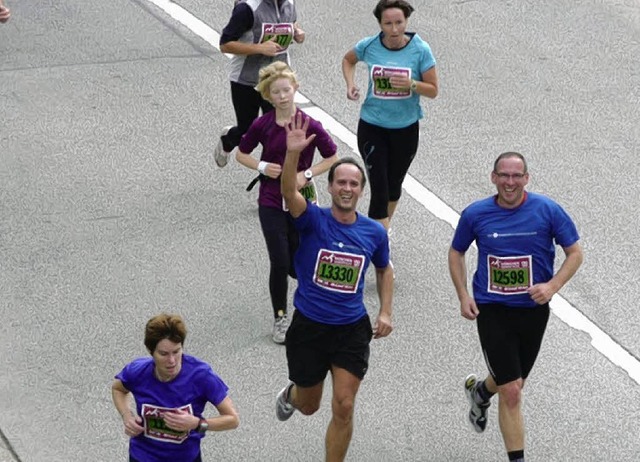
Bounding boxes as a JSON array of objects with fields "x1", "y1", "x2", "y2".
[{"x1": 257, "y1": 161, "x2": 268, "y2": 175}]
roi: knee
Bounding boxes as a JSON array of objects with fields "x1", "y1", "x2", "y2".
[
  {"x1": 298, "y1": 402, "x2": 320, "y2": 416},
  {"x1": 498, "y1": 379, "x2": 523, "y2": 409},
  {"x1": 332, "y1": 396, "x2": 355, "y2": 423}
]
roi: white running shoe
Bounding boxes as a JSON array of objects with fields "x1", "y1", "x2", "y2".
[
  {"x1": 272, "y1": 315, "x2": 289, "y2": 344},
  {"x1": 214, "y1": 126, "x2": 233, "y2": 168},
  {"x1": 276, "y1": 382, "x2": 295, "y2": 421},
  {"x1": 464, "y1": 373, "x2": 491, "y2": 433}
]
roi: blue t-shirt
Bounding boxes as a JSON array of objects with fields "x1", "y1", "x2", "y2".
[
  {"x1": 354, "y1": 32, "x2": 436, "y2": 129},
  {"x1": 451, "y1": 192, "x2": 580, "y2": 308},
  {"x1": 293, "y1": 202, "x2": 389, "y2": 324},
  {"x1": 115, "y1": 355, "x2": 229, "y2": 462}
]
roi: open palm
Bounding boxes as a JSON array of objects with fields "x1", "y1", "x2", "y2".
[{"x1": 285, "y1": 112, "x2": 316, "y2": 152}]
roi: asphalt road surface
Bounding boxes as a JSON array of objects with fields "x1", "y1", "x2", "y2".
[{"x1": 1, "y1": 0, "x2": 639, "y2": 461}]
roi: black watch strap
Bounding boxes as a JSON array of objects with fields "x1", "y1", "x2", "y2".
[{"x1": 197, "y1": 418, "x2": 208, "y2": 433}]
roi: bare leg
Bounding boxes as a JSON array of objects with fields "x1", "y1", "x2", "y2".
[
  {"x1": 375, "y1": 217, "x2": 390, "y2": 231},
  {"x1": 325, "y1": 366, "x2": 361, "y2": 462},
  {"x1": 387, "y1": 200, "x2": 398, "y2": 224},
  {"x1": 375, "y1": 201, "x2": 399, "y2": 231},
  {"x1": 290, "y1": 381, "x2": 324, "y2": 416},
  {"x1": 495, "y1": 378, "x2": 525, "y2": 452}
]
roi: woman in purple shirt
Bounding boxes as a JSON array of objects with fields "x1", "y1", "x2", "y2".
[
  {"x1": 236, "y1": 62, "x2": 338, "y2": 344},
  {"x1": 112, "y1": 313, "x2": 239, "y2": 461}
]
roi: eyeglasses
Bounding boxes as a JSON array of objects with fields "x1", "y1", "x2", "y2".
[{"x1": 494, "y1": 172, "x2": 527, "y2": 180}]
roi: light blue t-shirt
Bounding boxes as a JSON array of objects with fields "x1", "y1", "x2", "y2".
[
  {"x1": 354, "y1": 32, "x2": 436, "y2": 129},
  {"x1": 451, "y1": 192, "x2": 580, "y2": 308},
  {"x1": 293, "y1": 202, "x2": 389, "y2": 324}
]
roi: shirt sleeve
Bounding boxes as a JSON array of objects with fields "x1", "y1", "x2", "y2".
[
  {"x1": 551, "y1": 204, "x2": 580, "y2": 248},
  {"x1": 353, "y1": 35, "x2": 377, "y2": 61},
  {"x1": 419, "y1": 40, "x2": 436, "y2": 73},
  {"x1": 371, "y1": 228, "x2": 390, "y2": 269},
  {"x1": 238, "y1": 118, "x2": 263, "y2": 154},
  {"x1": 115, "y1": 359, "x2": 144, "y2": 391},
  {"x1": 220, "y1": 3, "x2": 254, "y2": 45},
  {"x1": 311, "y1": 121, "x2": 337, "y2": 158},
  {"x1": 451, "y1": 209, "x2": 475, "y2": 253},
  {"x1": 201, "y1": 367, "x2": 230, "y2": 407},
  {"x1": 294, "y1": 200, "x2": 320, "y2": 232}
]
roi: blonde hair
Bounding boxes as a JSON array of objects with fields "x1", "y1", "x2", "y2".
[{"x1": 256, "y1": 62, "x2": 298, "y2": 100}]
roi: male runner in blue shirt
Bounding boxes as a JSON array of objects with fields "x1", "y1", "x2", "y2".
[
  {"x1": 275, "y1": 113, "x2": 394, "y2": 462},
  {"x1": 448, "y1": 152, "x2": 583, "y2": 462}
]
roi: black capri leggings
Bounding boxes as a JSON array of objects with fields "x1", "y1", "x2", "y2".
[
  {"x1": 258, "y1": 205, "x2": 298, "y2": 318},
  {"x1": 221, "y1": 81, "x2": 273, "y2": 152},
  {"x1": 357, "y1": 119, "x2": 419, "y2": 220}
]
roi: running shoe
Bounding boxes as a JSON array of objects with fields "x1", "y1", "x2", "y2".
[
  {"x1": 272, "y1": 315, "x2": 289, "y2": 344},
  {"x1": 464, "y1": 373, "x2": 491, "y2": 433},
  {"x1": 214, "y1": 126, "x2": 232, "y2": 168},
  {"x1": 276, "y1": 382, "x2": 295, "y2": 421}
]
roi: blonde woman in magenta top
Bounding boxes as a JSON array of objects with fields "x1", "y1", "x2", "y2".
[{"x1": 235, "y1": 62, "x2": 338, "y2": 344}]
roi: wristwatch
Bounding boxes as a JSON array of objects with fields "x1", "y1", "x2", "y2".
[
  {"x1": 410, "y1": 80, "x2": 418, "y2": 91},
  {"x1": 304, "y1": 169, "x2": 313, "y2": 180},
  {"x1": 196, "y1": 418, "x2": 208, "y2": 434}
]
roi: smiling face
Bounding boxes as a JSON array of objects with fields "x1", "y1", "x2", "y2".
[
  {"x1": 491, "y1": 156, "x2": 529, "y2": 208},
  {"x1": 268, "y1": 77, "x2": 297, "y2": 111},
  {"x1": 379, "y1": 8, "x2": 408, "y2": 47},
  {"x1": 328, "y1": 163, "x2": 364, "y2": 213},
  {"x1": 152, "y1": 338, "x2": 183, "y2": 382}
]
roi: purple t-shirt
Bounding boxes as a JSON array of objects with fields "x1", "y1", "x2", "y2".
[
  {"x1": 238, "y1": 108, "x2": 337, "y2": 209},
  {"x1": 115, "y1": 355, "x2": 229, "y2": 462}
]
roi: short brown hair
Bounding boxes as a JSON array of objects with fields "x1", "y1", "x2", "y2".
[
  {"x1": 493, "y1": 152, "x2": 528, "y2": 174},
  {"x1": 144, "y1": 313, "x2": 187, "y2": 353},
  {"x1": 373, "y1": 0, "x2": 414, "y2": 22},
  {"x1": 328, "y1": 157, "x2": 367, "y2": 189}
]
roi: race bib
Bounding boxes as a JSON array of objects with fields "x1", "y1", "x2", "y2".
[
  {"x1": 283, "y1": 179, "x2": 318, "y2": 211},
  {"x1": 370, "y1": 65, "x2": 412, "y2": 99},
  {"x1": 260, "y1": 23, "x2": 294, "y2": 53},
  {"x1": 313, "y1": 249, "x2": 365, "y2": 294},
  {"x1": 141, "y1": 403, "x2": 192, "y2": 444},
  {"x1": 486, "y1": 255, "x2": 532, "y2": 295}
]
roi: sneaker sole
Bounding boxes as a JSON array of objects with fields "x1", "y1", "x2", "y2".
[
  {"x1": 464, "y1": 374, "x2": 486, "y2": 433},
  {"x1": 214, "y1": 126, "x2": 233, "y2": 168},
  {"x1": 276, "y1": 383, "x2": 295, "y2": 421}
]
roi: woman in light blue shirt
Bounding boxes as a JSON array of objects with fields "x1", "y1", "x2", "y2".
[{"x1": 342, "y1": 0, "x2": 438, "y2": 235}]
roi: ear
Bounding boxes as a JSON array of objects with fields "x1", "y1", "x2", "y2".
[{"x1": 490, "y1": 171, "x2": 498, "y2": 185}]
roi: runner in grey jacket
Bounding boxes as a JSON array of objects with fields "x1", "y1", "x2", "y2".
[{"x1": 214, "y1": 0, "x2": 305, "y2": 168}]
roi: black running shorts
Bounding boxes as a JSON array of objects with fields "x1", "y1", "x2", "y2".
[
  {"x1": 476, "y1": 303, "x2": 550, "y2": 386},
  {"x1": 285, "y1": 310, "x2": 373, "y2": 387}
]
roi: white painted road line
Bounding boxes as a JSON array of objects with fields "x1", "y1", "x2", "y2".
[{"x1": 144, "y1": 0, "x2": 640, "y2": 385}]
